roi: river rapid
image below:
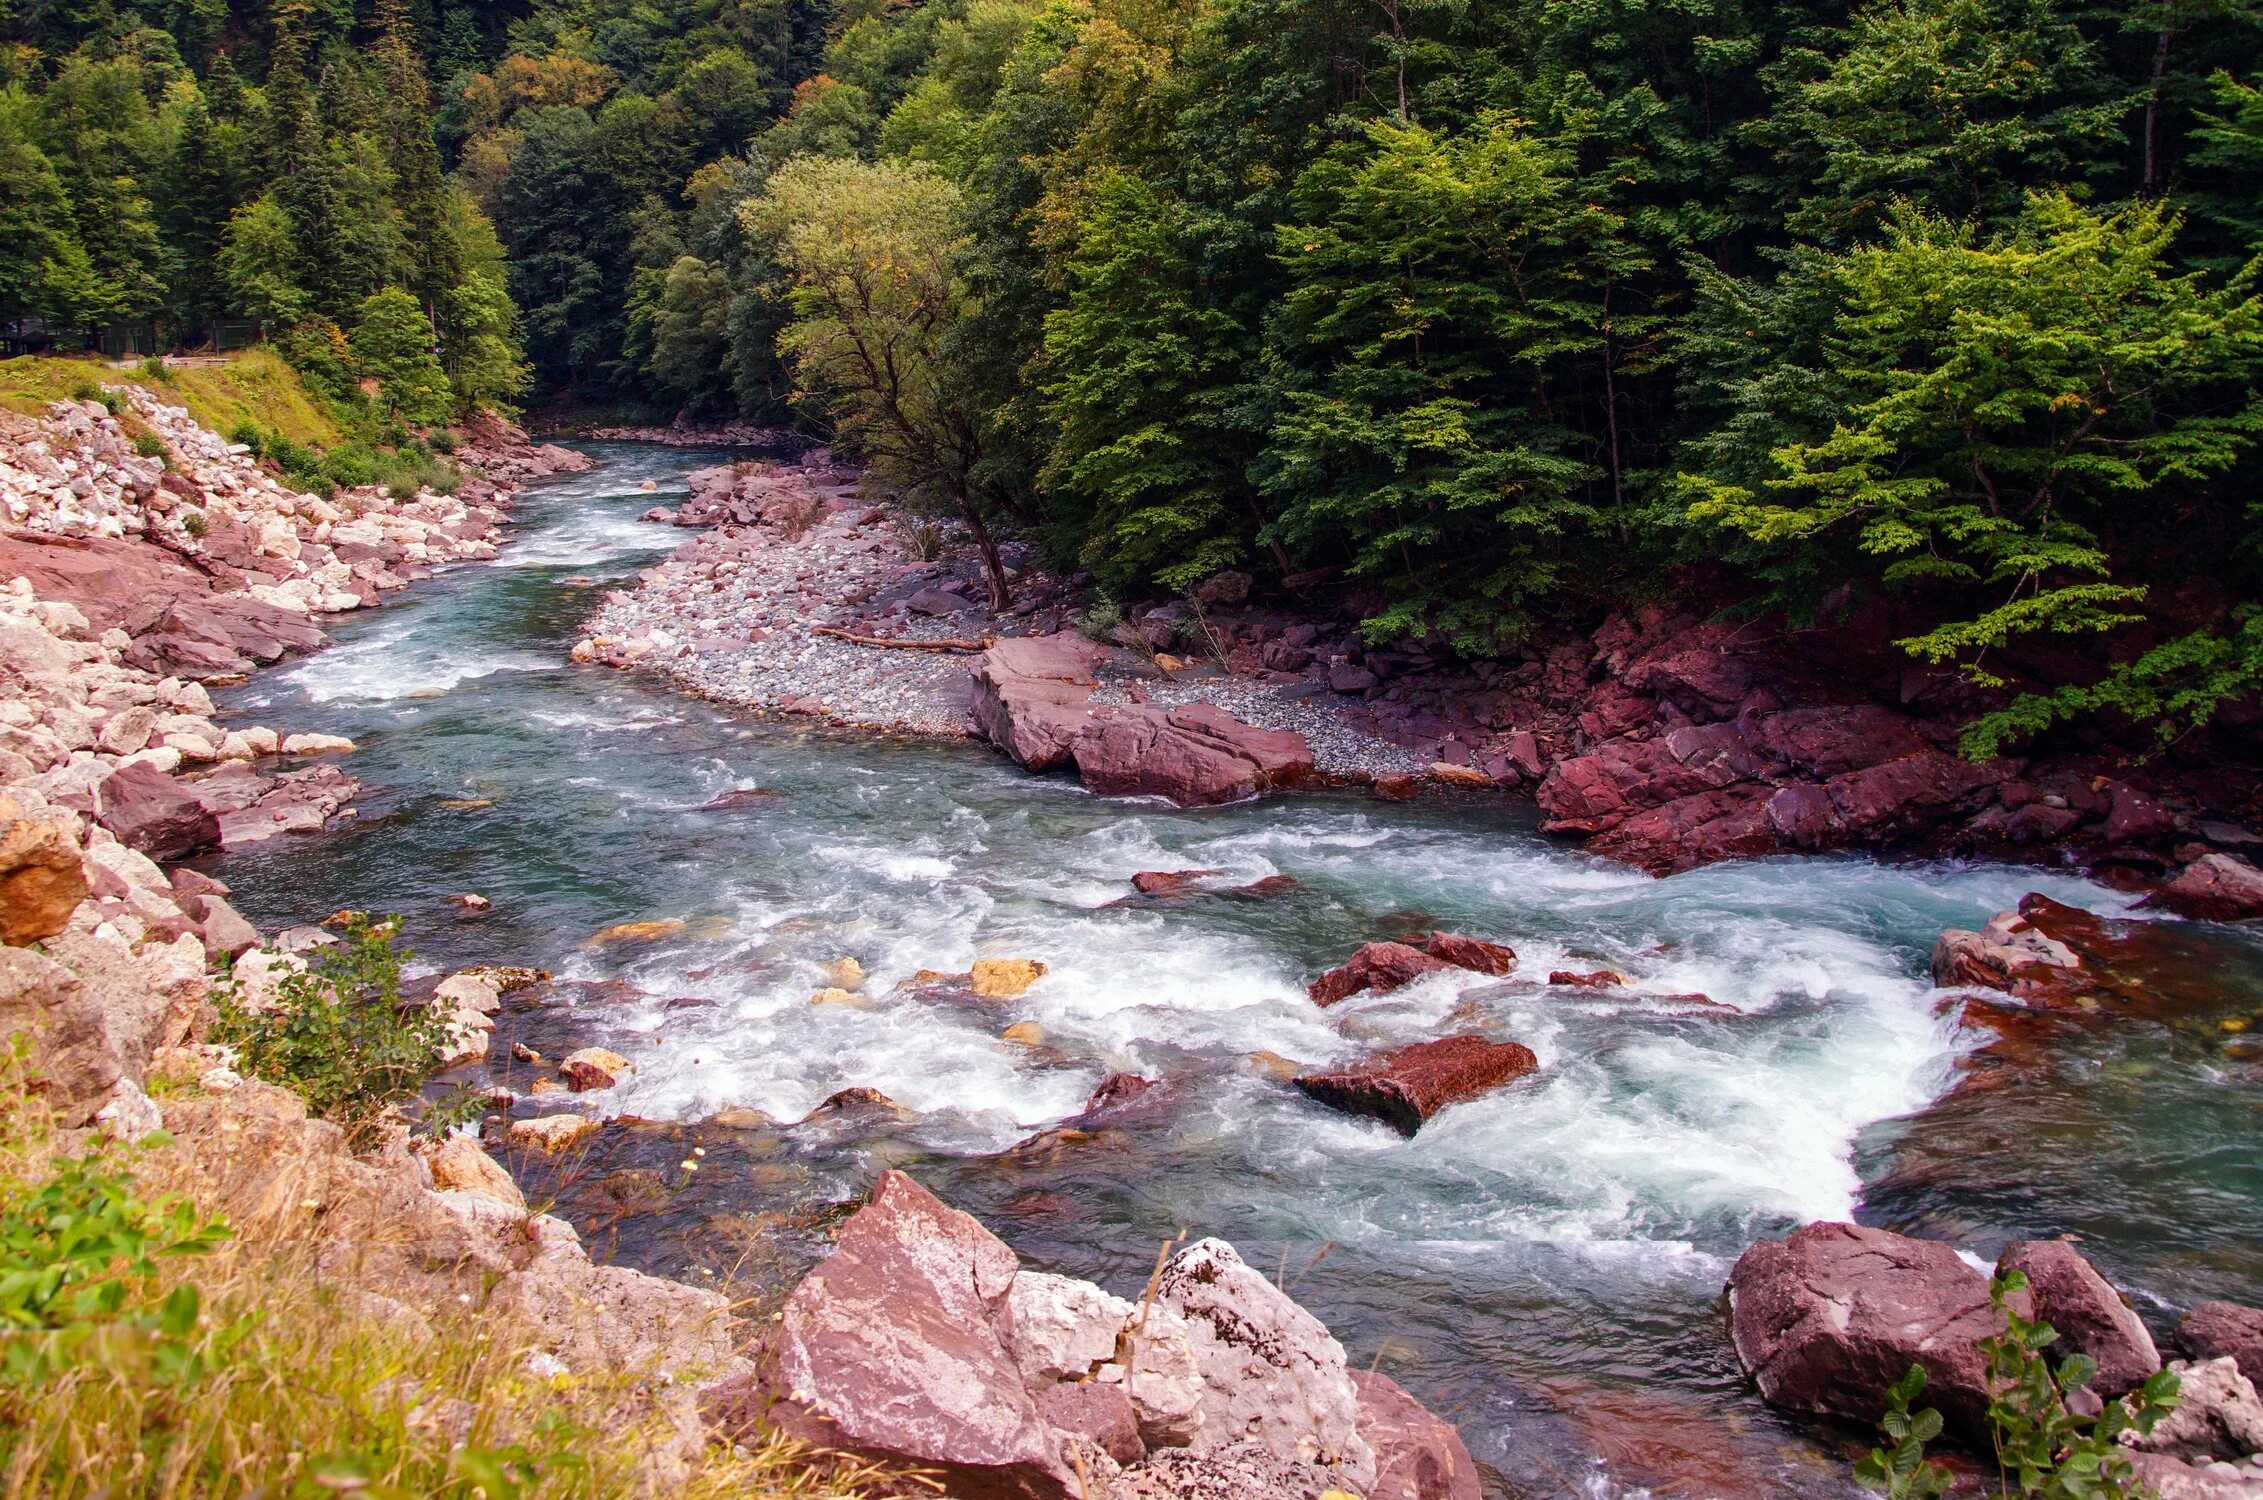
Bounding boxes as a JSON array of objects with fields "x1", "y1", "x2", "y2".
[{"x1": 211, "y1": 443, "x2": 2263, "y2": 1499}]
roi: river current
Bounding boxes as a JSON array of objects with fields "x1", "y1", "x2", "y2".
[{"x1": 211, "y1": 443, "x2": 2263, "y2": 1498}]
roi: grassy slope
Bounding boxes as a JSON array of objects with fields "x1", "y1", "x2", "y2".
[{"x1": 0, "y1": 349, "x2": 342, "y2": 448}]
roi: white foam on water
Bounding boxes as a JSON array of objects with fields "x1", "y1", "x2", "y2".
[{"x1": 282, "y1": 626, "x2": 556, "y2": 704}]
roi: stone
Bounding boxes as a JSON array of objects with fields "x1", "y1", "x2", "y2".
[
  {"x1": 2125, "y1": 1452, "x2": 2263, "y2": 1500},
  {"x1": 192, "y1": 894, "x2": 261, "y2": 957},
  {"x1": 973, "y1": 958, "x2": 1048, "y2": 999},
  {"x1": 588, "y1": 918, "x2": 686, "y2": 946},
  {"x1": 0, "y1": 946, "x2": 123, "y2": 1122},
  {"x1": 1293, "y1": 1035, "x2": 1539, "y2": 1135},
  {"x1": 705, "y1": 1170, "x2": 1082, "y2": 1498},
  {"x1": 1428, "y1": 762, "x2": 1492, "y2": 789},
  {"x1": 1072, "y1": 702, "x2": 1316, "y2": 808},
  {"x1": 1550, "y1": 968, "x2": 1631, "y2": 988},
  {"x1": 1422, "y1": 932, "x2": 1515, "y2": 976},
  {"x1": 0, "y1": 803, "x2": 88, "y2": 944},
  {"x1": 1349, "y1": 1370, "x2": 1483, "y2": 1500},
  {"x1": 2146, "y1": 855, "x2": 2263, "y2": 922},
  {"x1": 2184, "y1": 1304, "x2": 2263, "y2": 1385},
  {"x1": 433, "y1": 971, "x2": 503, "y2": 1016},
  {"x1": 1001, "y1": 1021, "x2": 1045, "y2": 1046},
  {"x1": 280, "y1": 732, "x2": 357, "y2": 755},
  {"x1": 1931, "y1": 904, "x2": 2089, "y2": 1004},
  {"x1": 1307, "y1": 942, "x2": 1448, "y2": 1006},
  {"x1": 2125, "y1": 1358, "x2": 2263, "y2": 1463},
  {"x1": 1997, "y1": 1240, "x2": 2159, "y2": 1398},
  {"x1": 425, "y1": 1134, "x2": 526, "y2": 1208},
  {"x1": 971, "y1": 633, "x2": 1104, "y2": 773},
  {"x1": 1133, "y1": 869, "x2": 1223, "y2": 896},
  {"x1": 1728, "y1": 1221, "x2": 1998, "y2": 1441},
  {"x1": 1156, "y1": 1238, "x2": 1375, "y2": 1487},
  {"x1": 95, "y1": 760, "x2": 221, "y2": 861},
  {"x1": 559, "y1": 1047, "x2": 633, "y2": 1091},
  {"x1": 507, "y1": 1114, "x2": 599, "y2": 1151}
]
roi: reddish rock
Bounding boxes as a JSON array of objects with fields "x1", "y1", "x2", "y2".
[
  {"x1": 2144, "y1": 854, "x2": 2263, "y2": 921},
  {"x1": 1589, "y1": 786, "x2": 1782, "y2": 873},
  {"x1": 2102, "y1": 783, "x2": 2178, "y2": 843},
  {"x1": 1548, "y1": 969, "x2": 1629, "y2": 988},
  {"x1": 1371, "y1": 774, "x2": 1419, "y2": 801},
  {"x1": 2181, "y1": 1302, "x2": 2263, "y2": 1384},
  {"x1": 696, "y1": 787, "x2": 780, "y2": 811},
  {"x1": 1308, "y1": 942, "x2": 1449, "y2": 1006},
  {"x1": 971, "y1": 634, "x2": 1102, "y2": 772},
  {"x1": 1824, "y1": 751, "x2": 2005, "y2": 836},
  {"x1": 1422, "y1": 932, "x2": 1516, "y2": 976},
  {"x1": 1350, "y1": 1369, "x2": 1484, "y2": 1500},
  {"x1": 1293, "y1": 1035, "x2": 1539, "y2": 1135},
  {"x1": 1748, "y1": 705, "x2": 1929, "y2": 778},
  {"x1": 1066, "y1": 1071, "x2": 1157, "y2": 1127},
  {"x1": 1033, "y1": 1383, "x2": 1143, "y2": 1468},
  {"x1": 0, "y1": 809, "x2": 88, "y2": 945},
  {"x1": 96, "y1": 761, "x2": 221, "y2": 862},
  {"x1": 1072, "y1": 703, "x2": 1315, "y2": 807},
  {"x1": 1536, "y1": 725, "x2": 1766, "y2": 835},
  {"x1": 1728, "y1": 1221, "x2": 1997, "y2": 1441},
  {"x1": 705, "y1": 1171, "x2": 1079, "y2": 1498},
  {"x1": 1996, "y1": 1241, "x2": 2158, "y2": 1398},
  {"x1": 1223, "y1": 873, "x2": 1301, "y2": 898},
  {"x1": 1132, "y1": 868, "x2": 1221, "y2": 895}
]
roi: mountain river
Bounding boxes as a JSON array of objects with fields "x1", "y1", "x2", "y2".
[{"x1": 209, "y1": 442, "x2": 2263, "y2": 1498}]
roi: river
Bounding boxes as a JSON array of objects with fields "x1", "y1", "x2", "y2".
[{"x1": 210, "y1": 442, "x2": 2263, "y2": 1498}]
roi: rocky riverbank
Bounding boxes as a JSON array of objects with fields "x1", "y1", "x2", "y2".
[{"x1": 578, "y1": 456, "x2": 2263, "y2": 898}]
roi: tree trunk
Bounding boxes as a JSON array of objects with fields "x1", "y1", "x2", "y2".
[
  {"x1": 2142, "y1": 28, "x2": 2173, "y2": 200},
  {"x1": 962, "y1": 497, "x2": 1011, "y2": 613}
]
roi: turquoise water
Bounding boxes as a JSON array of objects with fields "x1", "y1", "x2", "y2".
[{"x1": 211, "y1": 444, "x2": 2263, "y2": 1498}]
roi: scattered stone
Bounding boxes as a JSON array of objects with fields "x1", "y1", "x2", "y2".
[
  {"x1": 507, "y1": 1114, "x2": 599, "y2": 1151},
  {"x1": 281, "y1": 732, "x2": 357, "y2": 755},
  {"x1": 1133, "y1": 868, "x2": 1222, "y2": 895},
  {"x1": 425, "y1": 1134, "x2": 525, "y2": 1208},
  {"x1": 588, "y1": 918, "x2": 687, "y2": 946},
  {"x1": 972, "y1": 957, "x2": 1048, "y2": 999},
  {"x1": 1548, "y1": 968, "x2": 1629, "y2": 989},
  {"x1": 559, "y1": 1047, "x2": 633, "y2": 1091},
  {"x1": 1423, "y1": 931, "x2": 1516, "y2": 976},
  {"x1": 1293, "y1": 1035, "x2": 1539, "y2": 1135}
]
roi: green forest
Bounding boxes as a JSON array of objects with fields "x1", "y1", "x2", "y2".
[{"x1": 5, "y1": 0, "x2": 2263, "y2": 749}]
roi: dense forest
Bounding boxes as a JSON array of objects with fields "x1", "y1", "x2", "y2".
[{"x1": 5, "y1": 0, "x2": 2263, "y2": 750}]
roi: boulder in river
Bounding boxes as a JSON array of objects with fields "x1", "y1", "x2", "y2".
[
  {"x1": 2145, "y1": 854, "x2": 2263, "y2": 922},
  {"x1": 559, "y1": 1046, "x2": 634, "y2": 1091},
  {"x1": 1728, "y1": 1221, "x2": 1998, "y2": 1441},
  {"x1": 970, "y1": 633, "x2": 1102, "y2": 773},
  {"x1": 1423, "y1": 931, "x2": 1516, "y2": 976},
  {"x1": 1308, "y1": 941, "x2": 1448, "y2": 1005},
  {"x1": 1071, "y1": 702, "x2": 1315, "y2": 807},
  {"x1": 1350, "y1": 1368, "x2": 1484, "y2": 1500},
  {"x1": 1293, "y1": 1034, "x2": 1539, "y2": 1135},
  {"x1": 1997, "y1": 1239, "x2": 2159, "y2": 1398},
  {"x1": 2183, "y1": 1302, "x2": 2263, "y2": 1384}
]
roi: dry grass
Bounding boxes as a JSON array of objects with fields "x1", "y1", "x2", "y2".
[{"x1": 0, "y1": 349, "x2": 341, "y2": 447}]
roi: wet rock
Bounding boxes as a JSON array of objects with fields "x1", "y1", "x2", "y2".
[
  {"x1": 1133, "y1": 869, "x2": 1222, "y2": 895},
  {"x1": 705, "y1": 1170, "x2": 1082, "y2": 1498},
  {"x1": 1293, "y1": 1035, "x2": 1539, "y2": 1135},
  {"x1": 2146, "y1": 855, "x2": 2263, "y2": 922},
  {"x1": 2184, "y1": 1304, "x2": 2263, "y2": 1385},
  {"x1": 1422, "y1": 932, "x2": 1516, "y2": 976},
  {"x1": 1931, "y1": 904, "x2": 2088, "y2": 1004},
  {"x1": 1073, "y1": 703, "x2": 1315, "y2": 807},
  {"x1": 1728, "y1": 1221, "x2": 1997, "y2": 1441},
  {"x1": 973, "y1": 957, "x2": 1048, "y2": 999},
  {"x1": 560, "y1": 1047, "x2": 633, "y2": 1091},
  {"x1": 1068, "y1": 1071, "x2": 1156, "y2": 1126},
  {"x1": 696, "y1": 786, "x2": 781, "y2": 811},
  {"x1": 1548, "y1": 968, "x2": 1629, "y2": 988},
  {"x1": 2125, "y1": 1358, "x2": 2263, "y2": 1463},
  {"x1": 0, "y1": 799, "x2": 88, "y2": 944},
  {"x1": 588, "y1": 918, "x2": 686, "y2": 946},
  {"x1": 1156, "y1": 1238, "x2": 1376, "y2": 1487},
  {"x1": 424, "y1": 1134, "x2": 525, "y2": 1208},
  {"x1": 96, "y1": 761, "x2": 221, "y2": 861},
  {"x1": 507, "y1": 1114, "x2": 599, "y2": 1151},
  {"x1": 1350, "y1": 1369, "x2": 1483, "y2": 1500},
  {"x1": 2125, "y1": 1452, "x2": 2263, "y2": 1499},
  {"x1": 972, "y1": 633, "x2": 1103, "y2": 773},
  {"x1": 1997, "y1": 1240, "x2": 2159, "y2": 1398},
  {"x1": 1307, "y1": 942, "x2": 1448, "y2": 1006}
]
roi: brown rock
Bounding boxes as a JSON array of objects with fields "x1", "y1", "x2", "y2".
[
  {"x1": 705, "y1": 1170, "x2": 1080, "y2": 1499},
  {"x1": 0, "y1": 804, "x2": 88, "y2": 944},
  {"x1": 2144, "y1": 854, "x2": 2263, "y2": 922},
  {"x1": 1072, "y1": 703, "x2": 1315, "y2": 807},
  {"x1": 1423, "y1": 932, "x2": 1515, "y2": 976},
  {"x1": 1548, "y1": 969, "x2": 1629, "y2": 989},
  {"x1": 2181, "y1": 1302, "x2": 2263, "y2": 1384},
  {"x1": 1293, "y1": 1035, "x2": 1539, "y2": 1135},
  {"x1": 1350, "y1": 1369, "x2": 1483, "y2": 1500},
  {"x1": 1132, "y1": 868, "x2": 1222, "y2": 895},
  {"x1": 425, "y1": 1134, "x2": 525, "y2": 1208},
  {"x1": 1728, "y1": 1221, "x2": 1997, "y2": 1441},
  {"x1": 1307, "y1": 942, "x2": 1448, "y2": 1006},
  {"x1": 559, "y1": 1047, "x2": 633, "y2": 1091},
  {"x1": 96, "y1": 761, "x2": 222, "y2": 862},
  {"x1": 971, "y1": 634, "x2": 1103, "y2": 772},
  {"x1": 1997, "y1": 1241, "x2": 2159, "y2": 1398},
  {"x1": 972, "y1": 958, "x2": 1048, "y2": 998}
]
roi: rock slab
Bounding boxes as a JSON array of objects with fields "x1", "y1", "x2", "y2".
[{"x1": 1294, "y1": 1035, "x2": 1540, "y2": 1135}]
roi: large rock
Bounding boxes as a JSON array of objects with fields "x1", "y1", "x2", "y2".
[
  {"x1": 0, "y1": 798, "x2": 88, "y2": 943},
  {"x1": 2125, "y1": 1358, "x2": 2263, "y2": 1463},
  {"x1": 1728, "y1": 1221, "x2": 1997, "y2": 1440},
  {"x1": 2184, "y1": 1303, "x2": 2263, "y2": 1385},
  {"x1": 2146, "y1": 855, "x2": 2263, "y2": 922},
  {"x1": 1155, "y1": 1238, "x2": 1376, "y2": 1487},
  {"x1": 95, "y1": 760, "x2": 221, "y2": 861},
  {"x1": 708, "y1": 1170, "x2": 1082, "y2": 1499},
  {"x1": 1294, "y1": 1035, "x2": 1539, "y2": 1136},
  {"x1": 1997, "y1": 1240, "x2": 2159, "y2": 1398},
  {"x1": 971, "y1": 634, "x2": 1102, "y2": 772},
  {"x1": 0, "y1": 945, "x2": 124, "y2": 1122},
  {"x1": 1932, "y1": 902, "x2": 2089, "y2": 1003},
  {"x1": 1350, "y1": 1369, "x2": 1484, "y2": 1500},
  {"x1": 1307, "y1": 941, "x2": 1448, "y2": 1006},
  {"x1": 1422, "y1": 931, "x2": 1516, "y2": 976},
  {"x1": 1072, "y1": 703, "x2": 1314, "y2": 807}
]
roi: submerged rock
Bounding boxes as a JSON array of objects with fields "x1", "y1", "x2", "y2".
[
  {"x1": 1350, "y1": 1368, "x2": 1484, "y2": 1500},
  {"x1": 1293, "y1": 1035, "x2": 1539, "y2": 1135},
  {"x1": 1307, "y1": 942, "x2": 1447, "y2": 1006}
]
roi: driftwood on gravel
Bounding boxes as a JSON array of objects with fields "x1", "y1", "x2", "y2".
[{"x1": 810, "y1": 626, "x2": 996, "y2": 653}]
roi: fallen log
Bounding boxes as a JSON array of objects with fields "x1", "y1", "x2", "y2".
[{"x1": 810, "y1": 626, "x2": 996, "y2": 653}]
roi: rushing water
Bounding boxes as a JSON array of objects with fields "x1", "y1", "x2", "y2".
[{"x1": 210, "y1": 444, "x2": 2263, "y2": 1499}]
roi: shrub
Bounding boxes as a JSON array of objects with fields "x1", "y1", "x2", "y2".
[
  {"x1": 228, "y1": 420, "x2": 264, "y2": 456},
  {"x1": 138, "y1": 356, "x2": 170, "y2": 383},
  {"x1": 131, "y1": 430, "x2": 168, "y2": 462},
  {"x1": 181, "y1": 510, "x2": 208, "y2": 539},
  {"x1": 211, "y1": 918, "x2": 449, "y2": 1149},
  {"x1": 66, "y1": 380, "x2": 120, "y2": 414},
  {"x1": 428, "y1": 427, "x2": 459, "y2": 454},
  {"x1": 1077, "y1": 596, "x2": 1124, "y2": 644}
]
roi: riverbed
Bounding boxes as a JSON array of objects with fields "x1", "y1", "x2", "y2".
[{"x1": 211, "y1": 442, "x2": 2263, "y2": 1499}]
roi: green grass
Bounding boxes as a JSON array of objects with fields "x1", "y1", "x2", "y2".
[{"x1": 0, "y1": 349, "x2": 342, "y2": 449}]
